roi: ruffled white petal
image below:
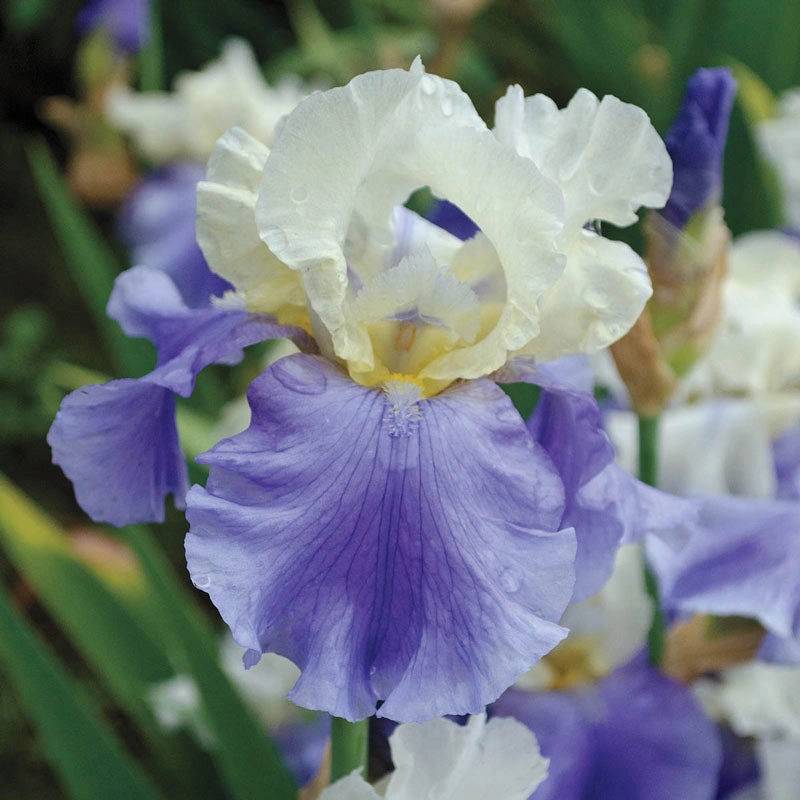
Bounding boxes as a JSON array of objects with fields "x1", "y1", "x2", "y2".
[
  {"x1": 351, "y1": 248, "x2": 480, "y2": 341},
  {"x1": 319, "y1": 772, "x2": 381, "y2": 800},
  {"x1": 319, "y1": 714, "x2": 547, "y2": 800},
  {"x1": 495, "y1": 85, "x2": 672, "y2": 231},
  {"x1": 518, "y1": 231, "x2": 652, "y2": 361},
  {"x1": 196, "y1": 127, "x2": 308, "y2": 325},
  {"x1": 256, "y1": 62, "x2": 565, "y2": 387}
]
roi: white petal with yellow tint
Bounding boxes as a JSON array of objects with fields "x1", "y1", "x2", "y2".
[
  {"x1": 196, "y1": 127, "x2": 308, "y2": 325},
  {"x1": 495, "y1": 85, "x2": 672, "y2": 230},
  {"x1": 256, "y1": 61, "x2": 565, "y2": 388},
  {"x1": 519, "y1": 232, "x2": 652, "y2": 361}
]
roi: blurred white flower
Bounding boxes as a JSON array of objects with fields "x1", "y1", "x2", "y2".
[
  {"x1": 107, "y1": 39, "x2": 308, "y2": 163},
  {"x1": 320, "y1": 713, "x2": 548, "y2": 800},
  {"x1": 146, "y1": 633, "x2": 303, "y2": 745},
  {"x1": 602, "y1": 231, "x2": 800, "y2": 498},
  {"x1": 697, "y1": 662, "x2": 800, "y2": 800},
  {"x1": 758, "y1": 89, "x2": 800, "y2": 230}
]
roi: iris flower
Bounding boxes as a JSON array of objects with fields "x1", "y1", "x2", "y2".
[
  {"x1": 51, "y1": 61, "x2": 675, "y2": 721},
  {"x1": 320, "y1": 713, "x2": 548, "y2": 799}
]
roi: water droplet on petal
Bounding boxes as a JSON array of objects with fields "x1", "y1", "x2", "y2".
[
  {"x1": 193, "y1": 575, "x2": 210, "y2": 589},
  {"x1": 499, "y1": 567, "x2": 520, "y2": 593},
  {"x1": 420, "y1": 75, "x2": 436, "y2": 95},
  {"x1": 291, "y1": 185, "x2": 308, "y2": 203},
  {"x1": 584, "y1": 288, "x2": 610, "y2": 310},
  {"x1": 263, "y1": 226, "x2": 289, "y2": 252},
  {"x1": 441, "y1": 97, "x2": 454, "y2": 116}
]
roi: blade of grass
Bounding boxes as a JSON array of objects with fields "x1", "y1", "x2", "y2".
[
  {"x1": 25, "y1": 138, "x2": 153, "y2": 378},
  {"x1": 0, "y1": 587, "x2": 166, "y2": 800},
  {"x1": 0, "y1": 475, "x2": 224, "y2": 797},
  {"x1": 138, "y1": 0, "x2": 164, "y2": 92}
]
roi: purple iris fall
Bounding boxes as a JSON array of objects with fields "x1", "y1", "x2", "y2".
[{"x1": 50, "y1": 61, "x2": 684, "y2": 721}]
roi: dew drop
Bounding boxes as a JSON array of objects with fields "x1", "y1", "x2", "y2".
[
  {"x1": 193, "y1": 575, "x2": 210, "y2": 589},
  {"x1": 291, "y1": 185, "x2": 308, "y2": 204},
  {"x1": 441, "y1": 97, "x2": 454, "y2": 116},
  {"x1": 420, "y1": 75, "x2": 437, "y2": 95},
  {"x1": 499, "y1": 568, "x2": 520, "y2": 593},
  {"x1": 263, "y1": 226, "x2": 289, "y2": 252},
  {"x1": 584, "y1": 288, "x2": 610, "y2": 310}
]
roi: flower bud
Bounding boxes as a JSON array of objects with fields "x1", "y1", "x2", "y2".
[{"x1": 612, "y1": 68, "x2": 737, "y2": 411}]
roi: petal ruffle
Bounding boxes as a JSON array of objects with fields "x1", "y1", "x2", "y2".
[
  {"x1": 492, "y1": 657, "x2": 722, "y2": 800},
  {"x1": 494, "y1": 86, "x2": 672, "y2": 230},
  {"x1": 48, "y1": 380, "x2": 187, "y2": 526},
  {"x1": 519, "y1": 233, "x2": 653, "y2": 361},
  {"x1": 185, "y1": 354, "x2": 576, "y2": 721},
  {"x1": 385, "y1": 713, "x2": 548, "y2": 799}
]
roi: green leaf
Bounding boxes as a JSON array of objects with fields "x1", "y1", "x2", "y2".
[
  {"x1": 0, "y1": 476, "x2": 224, "y2": 797},
  {"x1": 0, "y1": 588, "x2": 166, "y2": 800},
  {"x1": 24, "y1": 138, "x2": 153, "y2": 378},
  {"x1": 122, "y1": 525, "x2": 299, "y2": 800},
  {"x1": 722, "y1": 61, "x2": 785, "y2": 233},
  {"x1": 3, "y1": 0, "x2": 54, "y2": 33},
  {"x1": 0, "y1": 476, "x2": 174, "y2": 710},
  {"x1": 138, "y1": 0, "x2": 165, "y2": 92},
  {"x1": 499, "y1": 382, "x2": 541, "y2": 421}
]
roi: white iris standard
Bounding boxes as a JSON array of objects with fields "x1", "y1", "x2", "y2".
[
  {"x1": 495, "y1": 85, "x2": 673, "y2": 360},
  {"x1": 198, "y1": 59, "x2": 671, "y2": 397}
]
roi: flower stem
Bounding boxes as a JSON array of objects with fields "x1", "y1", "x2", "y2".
[
  {"x1": 330, "y1": 716, "x2": 369, "y2": 784},
  {"x1": 638, "y1": 414, "x2": 667, "y2": 666}
]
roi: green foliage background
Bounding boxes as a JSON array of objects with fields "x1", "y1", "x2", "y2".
[{"x1": 0, "y1": 0, "x2": 796, "y2": 796}]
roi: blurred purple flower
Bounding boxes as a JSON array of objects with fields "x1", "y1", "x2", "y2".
[
  {"x1": 774, "y1": 423, "x2": 800, "y2": 500},
  {"x1": 273, "y1": 715, "x2": 330, "y2": 788},
  {"x1": 648, "y1": 495, "x2": 800, "y2": 643},
  {"x1": 427, "y1": 199, "x2": 479, "y2": 240},
  {"x1": 662, "y1": 68, "x2": 737, "y2": 230},
  {"x1": 491, "y1": 655, "x2": 722, "y2": 800},
  {"x1": 76, "y1": 0, "x2": 150, "y2": 53},
  {"x1": 119, "y1": 163, "x2": 232, "y2": 308}
]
